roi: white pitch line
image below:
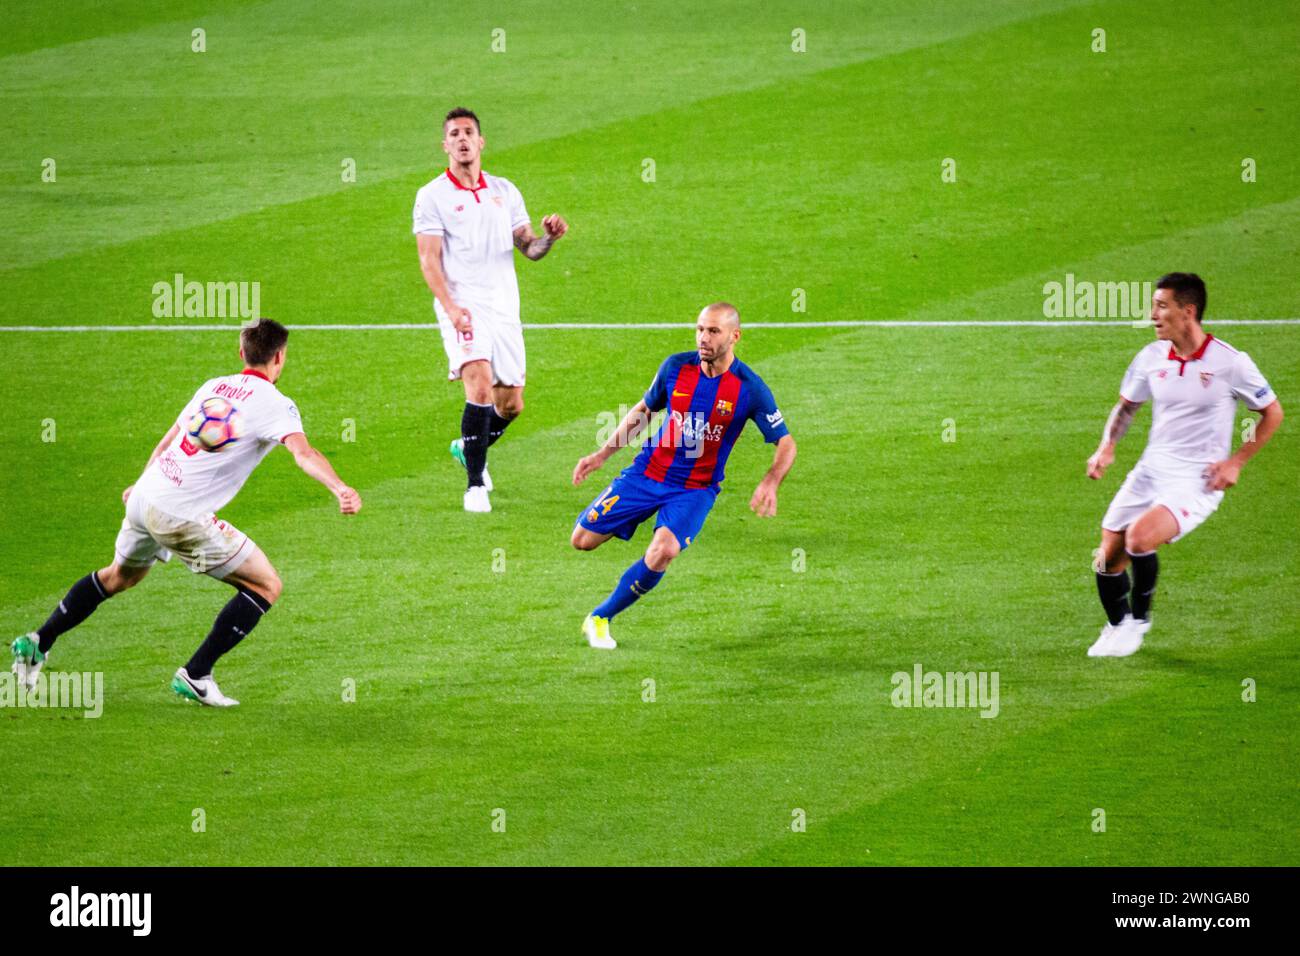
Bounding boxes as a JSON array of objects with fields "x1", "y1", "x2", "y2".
[{"x1": 0, "y1": 319, "x2": 1297, "y2": 332}]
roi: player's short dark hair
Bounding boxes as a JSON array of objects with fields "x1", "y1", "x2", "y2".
[
  {"x1": 444, "y1": 107, "x2": 480, "y2": 133},
  {"x1": 1156, "y1": 273, "x2": 1207, "y2": 324},
  {"x1": 241, "y1": 318, "x2": 289, "y2": 366}
]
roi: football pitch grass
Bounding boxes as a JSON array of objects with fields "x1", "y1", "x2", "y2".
[{"x1": 1, "y1": 0, "x2": 1296, "y2": 865}]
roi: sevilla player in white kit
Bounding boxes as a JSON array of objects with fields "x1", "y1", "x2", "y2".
[
  {"x1": 9, "y1": 320, "x2": 362, "y2": 706},
  {"x1": 1086, "y1": 274, "x2": 1283, "y2": 657},
  {"x1": 413, "y1": 107, "x2": 569, "y2": 513}
]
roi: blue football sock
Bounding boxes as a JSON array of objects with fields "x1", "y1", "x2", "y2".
[{"x1": 592, "y1": 558, "x2": 665, "y2": 619}]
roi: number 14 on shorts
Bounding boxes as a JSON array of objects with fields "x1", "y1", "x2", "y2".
[{"x1": 587, "y1": 487, "x2": 619, "y2": 523}]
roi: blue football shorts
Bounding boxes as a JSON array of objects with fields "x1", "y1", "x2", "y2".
[{"x1": 575, "y1": 469, "x2": 718, "y2": 549}]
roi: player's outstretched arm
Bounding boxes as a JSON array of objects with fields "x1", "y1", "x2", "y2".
[
  {"x1": 750, "y1": 434, "x2": 796, "y2": 517},
  {"x1": 513, "y1": 215, "x2": 568, "y2": 261},
  {"x1": 416, "y1": 233, "x2": 471, "y2": 332},
  {"x1": 1207, "y1": 399, "x2": 1283, "y2": 491},
  {"x1": 572, "y1": 399, "x2": 653, "y2": 485},
  {"x1": 1087, "y1": 397, "x2": 1143, "y2": 479},
  {"x1": 123, "y1": 423, "x2": 181, "y2": 503},
  {"x1": 284, "y1": 433, "x2": 362, "y2": 514}
]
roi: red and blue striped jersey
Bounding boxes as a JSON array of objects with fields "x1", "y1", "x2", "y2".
[{"x1": 632, "y1": 352, "x2": 789, "y2": 489}]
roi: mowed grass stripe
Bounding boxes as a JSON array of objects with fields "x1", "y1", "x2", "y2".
[
  {"x1": 4, "y1": 0, "x2": 1295, "y2": 334},
  {"x1": 0, "y1": 0, "x2": 1091, "y2": 270},
  {"x1": 730, "y1": 630, "x2": 1297, "y2": 865}
]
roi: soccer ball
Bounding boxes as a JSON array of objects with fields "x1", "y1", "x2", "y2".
[{"x1": 186, "y1": 397, "x2": 244, "y2": 452}]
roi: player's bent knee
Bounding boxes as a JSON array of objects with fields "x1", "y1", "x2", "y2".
[
  {"x1": 461, "y1": 362, "x2": 494, "y2": 405},
  {"x1": 242, "y1": 580, "x2": 281, "y2": 606},
  {"x1": 233, "y1": 568, "x2": 282, "y2": 605},
  {"x1": 570, "y1": 528, "x2": 600, "y2": 551},
  {"x1": 645, "y1": 537, "x2": 681, "y2": 570},
  {"x1": 1125, "y1": 532, "x2": 1159, "y2": 555},
  {"x1": 645, "y1": 550, "x2": 677, "y2": 572},
  {"x1": 1096, "y1": 531, "x2": 1128, "y2": 571},
  {"x1": 100, "y1": 563, "x2": 147, "y2": 595},
  {"x1": 1125, "y1": 523, "x2": 1161, "y2": 555},
  {"x1": 1096, "y1": 545, "x2": 1123, "y2": 573},
  {"x1": 253, "y1": 574, "x2": 283, "y2": 605}
]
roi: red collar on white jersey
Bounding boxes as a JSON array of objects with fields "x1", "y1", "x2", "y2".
[
  {"x1": 1167, "y1": 334, "x2": 1213, "y2": 375},
  {"x1": 240, "y1": 368, "x2": 272, "y2": 382},
  {"x1": 445, "y1": 168, "x2": 488, "y2": 203}
]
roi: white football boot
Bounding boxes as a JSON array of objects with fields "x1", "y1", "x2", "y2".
[
  {"x1": 582, "y1": 615, "x2": 616, "y2": 650},
  {"x1": 171, "y1": 667, "x2": 240, "y2": 707},
  {"x1": 1106, "y1": 617, "x2": 1150, "y2": 658},
  {"x1": 463, "y1": 485, "x2": 492, "y2": 513},
  {"x1": 1086, "y1": 622, "x2": 1120, "y2": 657},
  {"x1": 450, "y1": 438, "x2": 492, "y2": 492},
  {"x1": 10, "y1": 633, "x2": 46, "y2": 691}
]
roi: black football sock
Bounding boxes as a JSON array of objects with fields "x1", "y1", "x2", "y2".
[
  {"x1": 1127, "y1": 550, "x2": 1159, "y2": 621},
  {"x1": 1095, "y1": 569, "x2": 1132, "y2": 626},
  {"x1": 36, "y1": 571, "x2": 110, "y2": 653},
  {"x1": 184, "y1": 587, "x2": 271, "y2": 679},
  {"x1": 461, "y1": 401, "x2": 493, "y2": 488},
  {"x1": 486, "y1": 407, "x2": 513, "y2": 448}
]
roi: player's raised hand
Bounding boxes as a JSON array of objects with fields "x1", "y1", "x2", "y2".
[
  {"x1": 542, "y1": 214, "x2": 568, "y2": 240},
  {"x1": 750, "y1": 479, "x2": 778, "y2": 517},
  {"x1": 336, "y1": 486, "x2": 363, "y2": 514},
  {"x1": 1205, "y1": 459, "x2": 1241, "y2": 492},
  {"x1": 572, "y1": 452, "x2": 604, "y2": 486},
  {"x1": 448, "y1": 303, "x2": 473, "y2": 333},
  {"x1": 1086, "y1": 445, "x2": 1114, "y2": 480}
]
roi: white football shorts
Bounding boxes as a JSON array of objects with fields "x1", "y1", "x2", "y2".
[
  {"x1": 434, "y1": 300, "x2": 526, "y2": 387},
  {"x1": 114, "y1": 489, "x2": 256, "y2": 579},
  {"x1": 1102, "y1": 461, "x2": 1224, "y2": 543}
]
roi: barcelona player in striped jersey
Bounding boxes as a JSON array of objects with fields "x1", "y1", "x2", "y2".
[{"x1": 571, "y1": 302, "x2": 797, "y2": 648}]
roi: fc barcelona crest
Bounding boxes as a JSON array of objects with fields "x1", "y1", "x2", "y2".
[
  {"x1": 1199, "y1": 371, "x2": 1214, "y2": 388},
  {"x1": 715, "y1": 398, "x2": 734, "y2": 416}
]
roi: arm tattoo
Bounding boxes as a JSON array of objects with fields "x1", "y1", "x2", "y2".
[
  {"x1": 513, "y1": 230, "x2": 554, "y2": 261},
  {"x1": 1103, "y1": 399, "x2": 1140, "y2": 445}
]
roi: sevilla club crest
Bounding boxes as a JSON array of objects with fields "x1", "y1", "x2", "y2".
[{"x1": 1199, "y1": 371, "x2": 1214, "y2": 388}]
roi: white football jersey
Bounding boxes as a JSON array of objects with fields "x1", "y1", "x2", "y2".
[
  {"x1": 412, "y1": 169, "x2": 530, "y2": 323},
  {"x1": 133, "y1": 369, "x2": 305, "y2": 518},
  {"x1": 1120, "y1": 335, "x2": 1276, "y2": 471}
]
